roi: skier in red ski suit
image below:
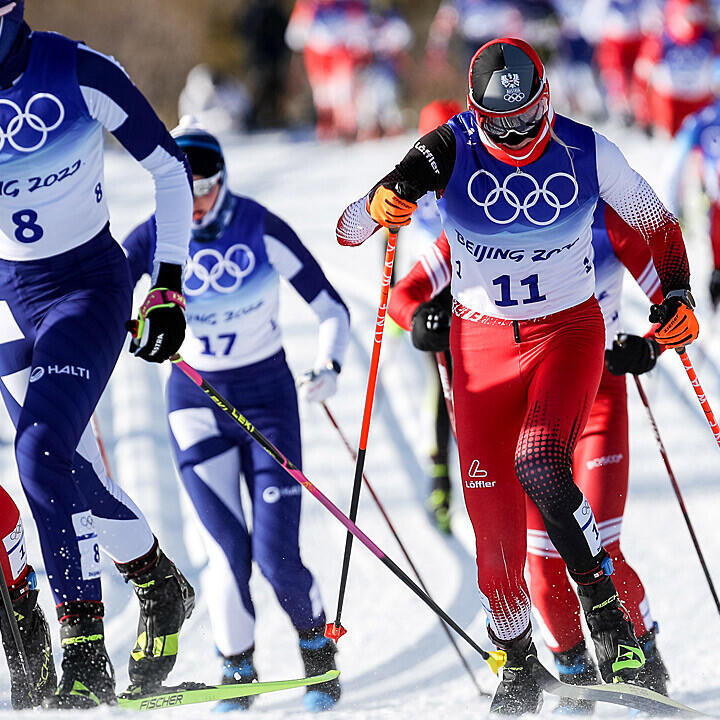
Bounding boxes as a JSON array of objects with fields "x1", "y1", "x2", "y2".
[
  {"x1": 388, "y1": 200, "x2": 671, "y2": 711},
  {"x1": 335, "y1": 37, "x2": 697, "y2": 713}
]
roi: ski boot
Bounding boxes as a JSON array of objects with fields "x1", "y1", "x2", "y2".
[
  {"x1": 489, "y1": 626, "x2": 543, "y2": 716},
  {"x1": 571, "y1": 552, "x2": 644, "y2": 684},
  {"x1": 214, "y1": 646, "x2": 258, "y2": 712},
  {"x1": 116, "y1": 540, "x2": 195, "y2": 692},
  {"x1": 44, "y1": 602, "x2": 116, "y2": 708},
  {"x1": 299, "y1": 626, "x2": 341, "y2": 712},
  {"x1": 552, "y1": 640, "x2": 599, "y2": 714},
  {"x1": 427, "y1": 453, "x2": 451, "y2": 534},
  {"x1": 634, "y1": 624, "x2": 669, "y2": 695},
  {"x1": 0, "y1": 567, "x2": 56, "y2": 708}
]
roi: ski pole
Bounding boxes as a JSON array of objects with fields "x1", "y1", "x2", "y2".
[
  {"x1": 633, "y1": 375, "x2": 720, "y2": 619},
  {"x1": 320, "y1": 402, "x2": 487, "y2": 696},
  {"x1": 171, "y1": 354, "x2": 507, "y2": 675},
  {"x1": 0, "y1": 570, "x2": 34, "y2": 705},
  {"x1": 328, "y1": 228, "x2": 398, "y2": 643},
  {"x1": 435, "y1": 349, "x2": 455, "y2": 437},
  {"x1": 91, "y1": 413, "x2": 114, "y2": 478},
  {"x1": 675, "y1": 348, "x2": 720, "y2": 450}
]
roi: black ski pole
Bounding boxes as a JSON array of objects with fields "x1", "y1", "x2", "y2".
[
  {"x1": 0, "y1": 569, "x2": 34, "y2": 704},
  {"x1": 170, "y1": 354, "x2": 507, "y2": 675},
  {"x1": 634, "y1": 375, "x2": 720, "y2": 618},
  {"x1": 321, "y1": 401, "x2": 488, "y2": 696}
]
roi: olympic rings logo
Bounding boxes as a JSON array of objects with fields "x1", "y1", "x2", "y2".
[
  {"x1": 184, "y1": 243, "x2": 256, "y2": 296},
  {"x1": 467, "y1": 169, "x2": 578, "y2": 226},
  {"x1": 0, "y1": 93, "x2": 65, "y2": 153},
  {"x1": 503, "y1": 90, "x2": 525, "y2": 103}
]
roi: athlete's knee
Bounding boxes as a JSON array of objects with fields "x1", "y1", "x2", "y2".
[
  {"x1": 15, "y1": 418, "x2": 71, "y2": 478},
  {"x1": 515, "y1": 441, "x2": 574, "y2": 513}
]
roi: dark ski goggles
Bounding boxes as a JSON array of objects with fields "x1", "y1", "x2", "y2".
[{"x1": 478, "y1": 95, "x2": 549, "y2": 140}]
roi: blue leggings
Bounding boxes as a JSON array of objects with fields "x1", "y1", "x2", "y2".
[
  {"x1": 0, "y1": 230, "x2": 153, "y2": 604},
  {"x1": 167, "y1": 352, "x2": 325, "y2": 656}
]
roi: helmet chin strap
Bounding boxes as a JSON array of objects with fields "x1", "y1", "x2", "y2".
[{"x1": 477, "y1": 104, "x2": 555, "y2": 167}]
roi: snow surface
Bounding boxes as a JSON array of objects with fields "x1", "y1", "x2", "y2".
[{"x1": 1, "y1": 124, "x2": 719, "y2": 718}]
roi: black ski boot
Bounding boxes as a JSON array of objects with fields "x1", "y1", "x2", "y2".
[
  {"x1": 634, "y1": 624, "x2": 669, "y2": 695},
  {"x1": 0, "y1": 567, "x2": 56, "y2": 708},
  {"x1": 215, "y1": 646, "x2": 258, "y2": 712},
  {"x1": 116, "y1": 540, "x2": 195, "y2": 692},
  {"x1": 489, "y1": 626, "x2": 543, "y2": 716},
  {"x1": 43, "y1": 602, "x2": 116, "y2": 709},
  {"x1": 299, "y1": 626, "x2": 341, "y2": 712},
  {"x1": 552, "y1": 640, "x2": 599, "y2": 715},
  {"x1": 571, "y1": 552, "x2": 644, "y2": 684}
]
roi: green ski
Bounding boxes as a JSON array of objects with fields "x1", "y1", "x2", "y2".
[
  {"x1": 529, "y1": 657, "x2": 706, "y2": 717},
  {"x1": 117, "y1": 670, "x2": 340, "y2": 711}
]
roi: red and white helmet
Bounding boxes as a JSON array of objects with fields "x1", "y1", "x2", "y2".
[{"x1": 467, "y1": 37, "x2": 553, "y2": 165}]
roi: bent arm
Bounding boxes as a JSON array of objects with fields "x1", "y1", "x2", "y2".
[
  {"x1": 77, "y1": 44, "x2": 191, "y2": 278},
  {"x1": 596, "y1": 131, "x2": 690, "y2": 295},
  {"x1": 264, "y1": 211, "x2": 350, "y2": 369},
  {"x1": 337, "y1": 124, "x2": 456, "y2": 245}
]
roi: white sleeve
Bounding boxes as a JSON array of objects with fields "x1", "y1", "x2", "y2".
[{"x1": 595, "y1": 130, "x2": 676, "y2": 237}]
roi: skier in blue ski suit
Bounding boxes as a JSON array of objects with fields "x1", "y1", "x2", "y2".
[
  {"x1": 0, "y1": 1, "x2": 195, "y2": 707},
  {"x1": 123, "y1": 118, "x2": 350, "y2": 713}
]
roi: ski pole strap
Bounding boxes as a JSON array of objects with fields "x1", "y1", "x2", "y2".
[{"x1": 676, "y1": 348, "x2": 720, "y2": 447}]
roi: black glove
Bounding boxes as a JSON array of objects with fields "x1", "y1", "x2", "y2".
[
  {"x1": 710, "y1": 269, "x2": 720, "y2": 309},
  {"x1": 604, "y1": 333, "x2": 660, "y2": 376},
  {"x1": 411, "y1": 298, "x2": 451, "y2": 352},
  {"x1": 128, "y1": 263, "x2": 186, "y2": 363}
]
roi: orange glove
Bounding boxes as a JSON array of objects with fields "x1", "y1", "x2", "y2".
[
  {"x1": 649, "y1": 290, "x2": 699, "y2": 349},
  {"x1": 367, "y1": 185, "x2": 417, "y2": 228}
]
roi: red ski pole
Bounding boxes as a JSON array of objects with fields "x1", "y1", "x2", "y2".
[
  {"x1": 327, "y1": 228, "x2": 398, "y2": 643},
  {"x1": 675, "y1": 348, "x2": 720, "y2": 449},
  {"x1": 91, "y1": 413, "x2": 114, "y2": 478},
  {"x1": 633, "y1": 375, "x2": 720, "y2": 619}
]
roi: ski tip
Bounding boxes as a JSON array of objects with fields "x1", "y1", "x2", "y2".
[
  {"x1": 486, "y1": 650, "x2": 507, "y2": 676},
  {"x1": 324, "y1": 622, "x2": 346, "y2": 643}
]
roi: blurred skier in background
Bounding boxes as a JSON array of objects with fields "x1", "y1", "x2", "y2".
[
  {"x1": 354, "y1": 1, "x2": 412, "y2": 140},
  {"x1": 286, "y1": 0, "x2": 372, "y2": 140},
  {"x1": 178, "y1": 64, "x2": 251, "y2": 135},
  {"x1": 123, "y1": 118, "x2": 350, "y2": 713},
  {"x1": 632, "y1": 0, "x2": 718, "y2": 136}
]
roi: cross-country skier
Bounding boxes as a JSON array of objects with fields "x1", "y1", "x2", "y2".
[
  {"x1": 0, "y1": 484, "x2": 55, "y2": 708},
  {"x1": 123, "y1": 117, "x2": 350, "y2": 713},
  {"x1": 336, "y1": 37, "x2": 697, "y2": 713},
  {"x1": 0, "y1": 1, "x2": 195, "y2": 707},
  {"x1": 662, "y1": 98, "x2": 720, "y2": 307},
  {"x1": 388, "y1": 201, "x2": 673, "y2": 712},
  {"x1": 631, "y1": 0, "x2": 717, "y2": 136}
]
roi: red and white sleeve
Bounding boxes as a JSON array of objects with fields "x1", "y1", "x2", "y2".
[{"x1": 596, "y1": 131, "x2": 690, "y2": 295}]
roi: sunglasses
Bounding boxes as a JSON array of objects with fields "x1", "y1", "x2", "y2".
[{"x1": 192, "y1": 171, "x2": 222, "y2": 198}]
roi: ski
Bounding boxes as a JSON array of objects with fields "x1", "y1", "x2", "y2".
[
  {"x1": 529, "y1": 657, "x2": 706, "y2": 717},
  {"x1": 116, "y1": 670, "x2": 340, "y2": 711}
]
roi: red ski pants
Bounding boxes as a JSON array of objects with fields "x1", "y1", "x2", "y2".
[
  {"x1": 0, "y1": 484, "x2": 29, "y2": 590},
  {"x1": 451, "y1": 297, "x2": 605, "y2": 641},
  {"x1": 526, "y1": 368, "x2": 653, "y2": 652}
]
